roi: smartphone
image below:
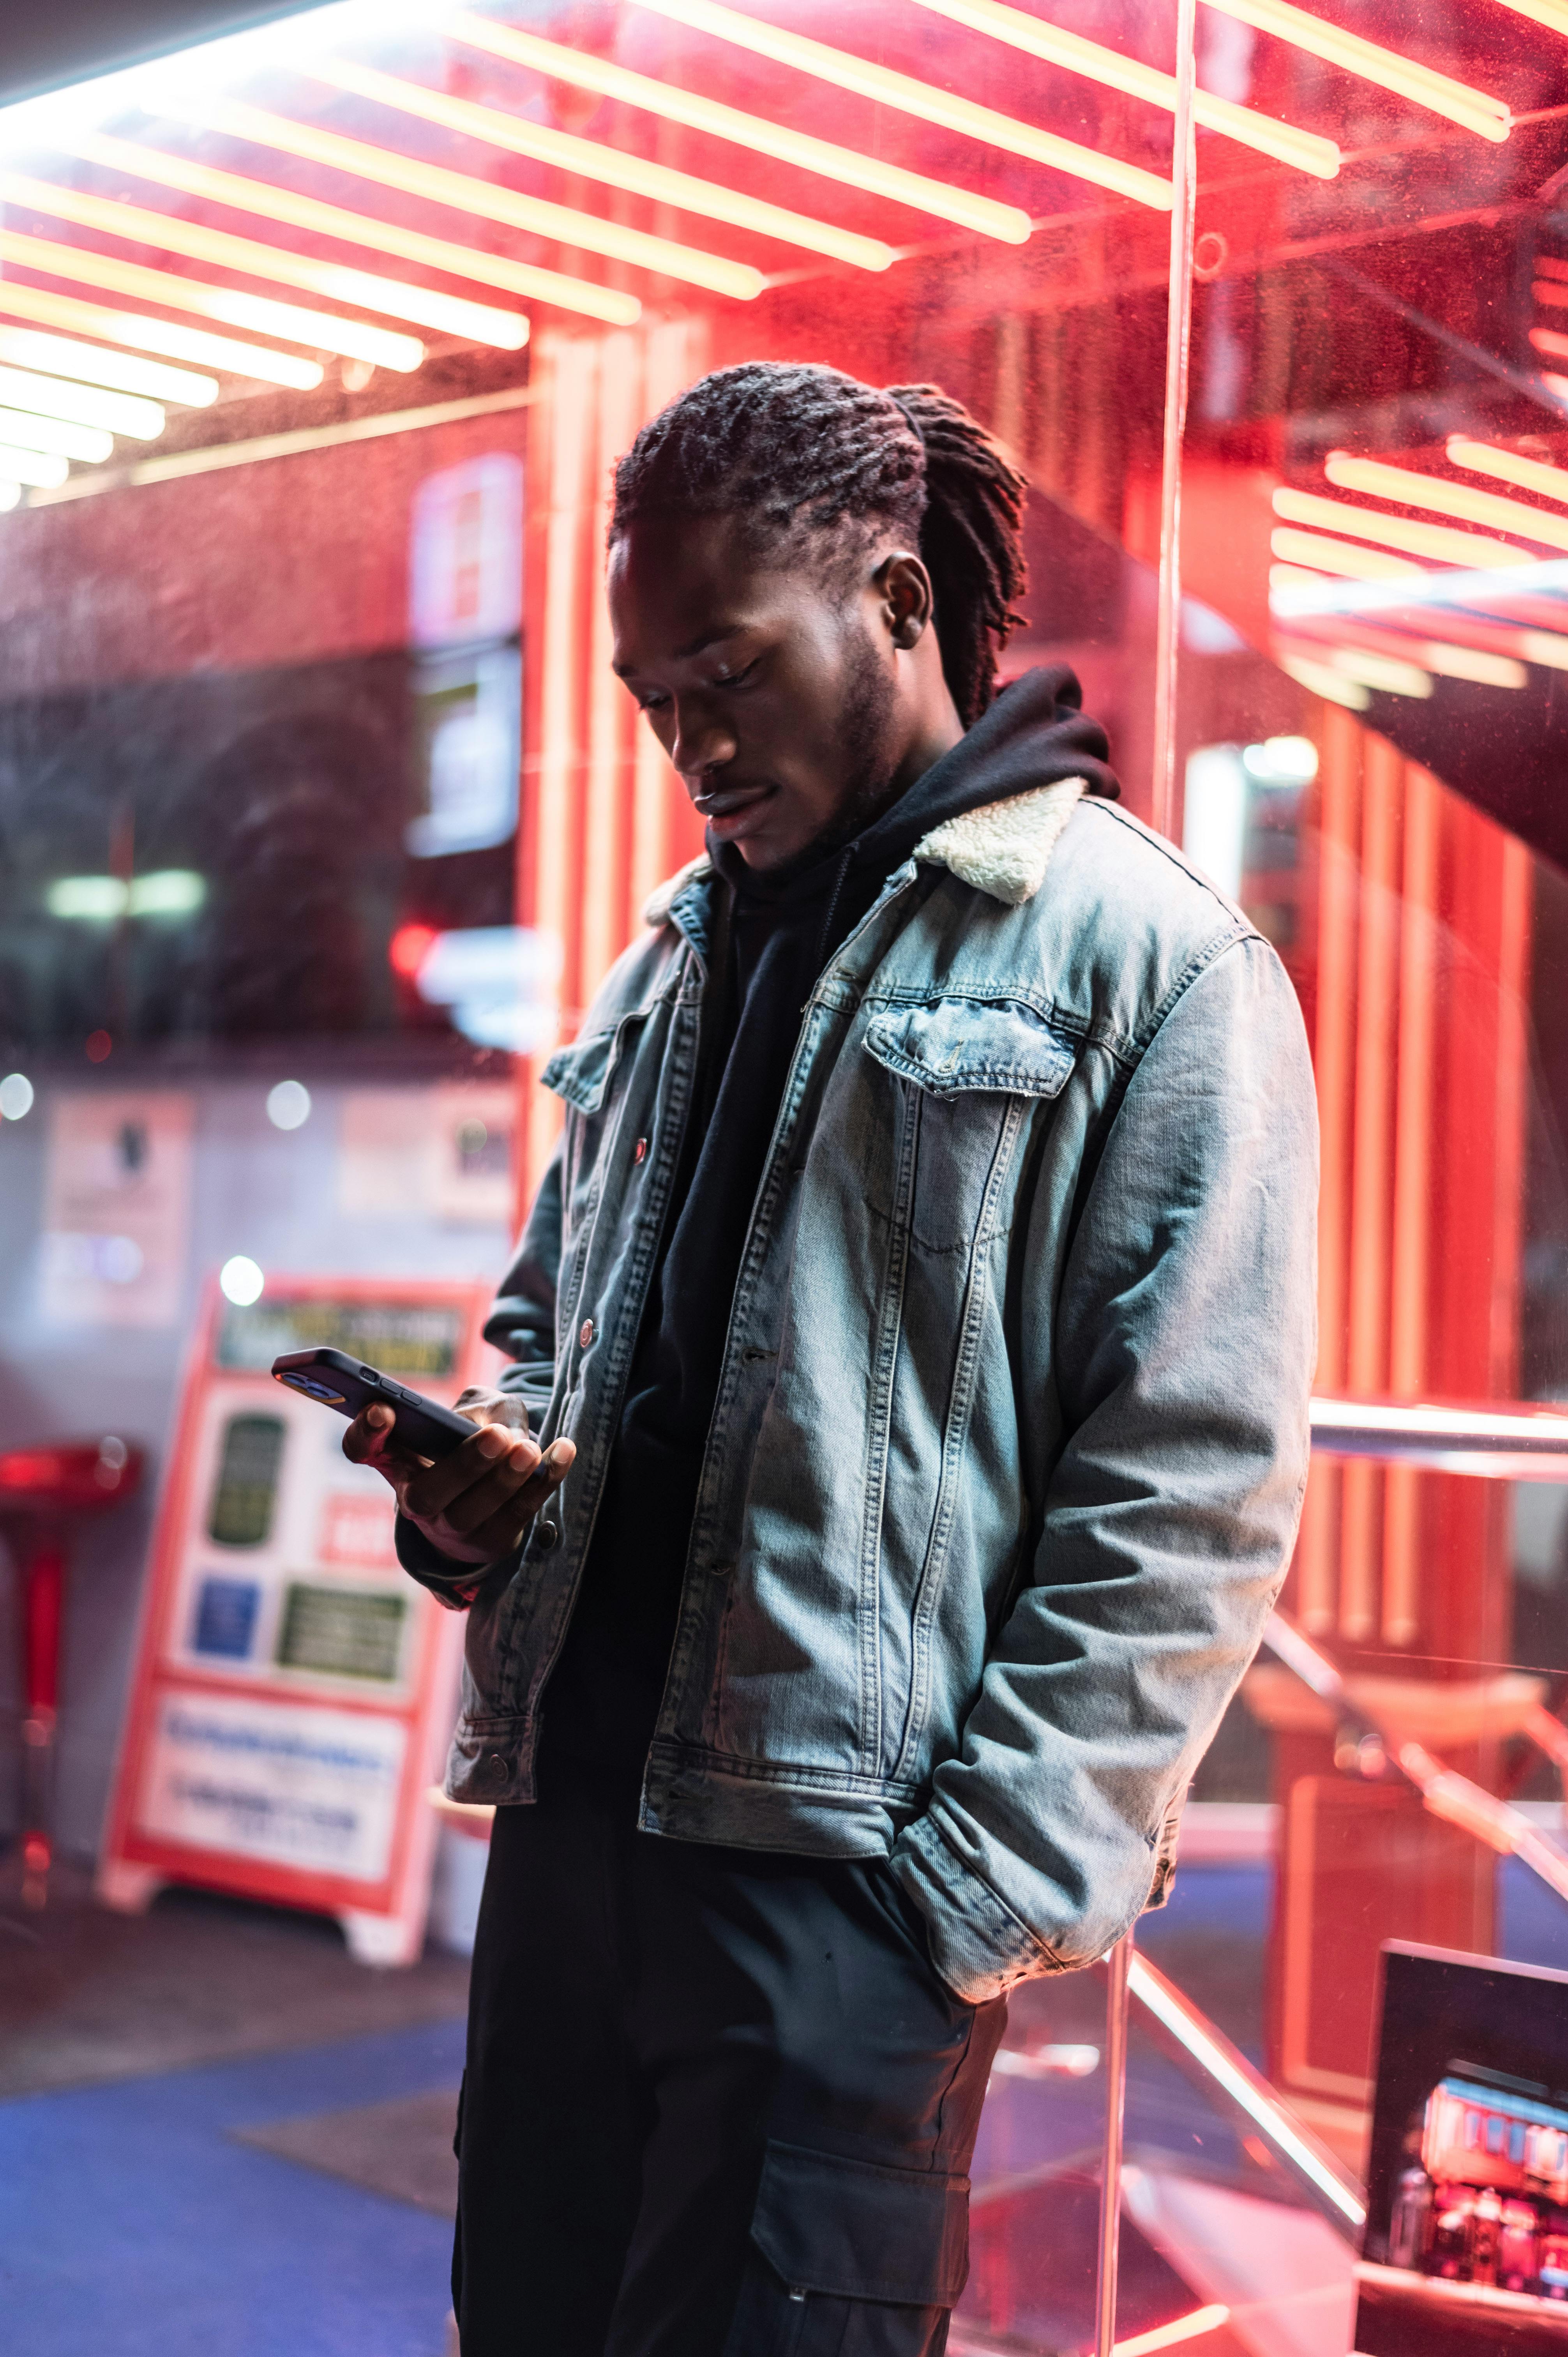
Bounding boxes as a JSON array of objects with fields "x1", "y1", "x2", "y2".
[{"x1": 270, "y1": 1347, "x2": 476, "y2": 1459}]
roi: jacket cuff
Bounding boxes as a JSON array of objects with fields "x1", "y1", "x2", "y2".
[
  {"x1": 889, "y1": 1814, "x2": 1061, "y2": 2005},
  {"x1": 394, "y1": 1514, "x2": 486, "y2": 1611}
]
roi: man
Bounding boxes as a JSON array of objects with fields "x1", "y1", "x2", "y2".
[{"x1": 349, "y1": 362, "x2": 1317, "y2": 2356}]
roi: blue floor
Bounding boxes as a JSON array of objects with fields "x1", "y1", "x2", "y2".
[
  {"x1": 5, "y1": 1861, "x2": 1563, "y2": 2355},
  {"x1": 0, "y1": 2018, "x2": 464, "y2": 2357}
]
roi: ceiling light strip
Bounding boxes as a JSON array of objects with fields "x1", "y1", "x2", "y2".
[
  {"x1": 447, "y1": 10, "x2": 1029, "y2": 240},
  {"x1": 904, "y1": 0, "x2": 1338, "y2": 178},
  {"x1": 28, "y1": 383, "x2": 536, "y2": 508},
  {"x1": 50, "y1": 129, "x2": 633, "y2": 331},
  {"x1": 0, "y1": 324, "x2": 215, "y2": 405},
  {"x1": 1323, "y1": 451, "x2": 1568, "y2": 553},
  {"x1": 0, "y1": 277, "x2": 322, "y2": 387},
  {"x1": 1448, "y1": 434, "x2": 1568, "y2": 506},
  {"x1": 0, "y1": 361, "x2": 161, "y2": 438},
  {"x1": 0, "y1": 227, "x2": 423, "y2": 370},
  {"x1": 1491, "y1": 0, "x2": 1568, "y2": 37},
  {"x1": 1270, "y1": 526, "x2": 1429, "y2": 579},
  {"x1": 632, "y1": 0, "x2": 1172, "y2": 208},
  {"x1": 1201, "y1": 0, "x2": 1511, "y2": 140},
  {"x1": 0, "y1": 439, "x2": 67, "y2": 488},
  {"x1": 0, "y1": 171, "x2": 526, "y2": 350},
  {"x1": 152, "y1": 89, "x2": 757, "y2": 303},
  {"x1": 1273, "y1": 485, "x2": 1534, "y2": 566},
  {"x1": 0, "y1": 405, "x2": 113, "y2": 463},
  {"x1": 1277, "y1": 601, "x2": 1568, "y2": 671},
  {"x1": 309, "y1": 57, "x2": 889, "y2": 271}
]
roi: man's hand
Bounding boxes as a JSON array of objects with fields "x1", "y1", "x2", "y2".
[{"x1": 343, "y1": 1385, "x2": 576, "y2": 1567}]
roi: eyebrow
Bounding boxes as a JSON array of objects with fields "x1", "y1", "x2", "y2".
[{"x1": 613, "y1": 625, "x2": 744, "y2": 678}]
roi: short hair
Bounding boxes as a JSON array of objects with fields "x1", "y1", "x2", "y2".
[{"x1": 609, "y1": 361, "x2": 1028, "y2": 728}]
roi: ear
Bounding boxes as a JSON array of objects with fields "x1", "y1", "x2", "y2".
[{"x1": 873, "y1": 550, "x2": 933, "y2": 650}]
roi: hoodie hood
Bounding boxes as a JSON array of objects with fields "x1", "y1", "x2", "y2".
[{"x1": 701, "y1": 664, "x2": 1117, "y2": 925}]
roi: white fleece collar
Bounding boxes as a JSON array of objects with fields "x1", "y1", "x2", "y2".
[{"x1": 642, "y1": 777, "x2": 1088, "y2": 928}]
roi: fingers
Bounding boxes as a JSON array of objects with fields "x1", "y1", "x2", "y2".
[
  {"x1": 343, "y1": 1403, "x2": 427, "y2": 1494},
  {"x1": 463, "y1": 1441, "x2": 576, "y2": 1558},
  {"x1": 404, "y1": 1420, "x2": 542, "y2": 1528},
  {"x1": 454, "y1": 1386, "x2": 531, "y2": 1435}
]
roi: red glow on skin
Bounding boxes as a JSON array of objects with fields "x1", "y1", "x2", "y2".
[{"x1": 388, "y1": 922, "x2": 437, "y2": 981}]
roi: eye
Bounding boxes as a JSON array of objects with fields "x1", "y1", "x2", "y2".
[
  {"x1": 636, "y1": 688, "x2": 670, "y2": 713},
  {"x1": 713, "y1": 659, "x2": 757, "y2": 691}
]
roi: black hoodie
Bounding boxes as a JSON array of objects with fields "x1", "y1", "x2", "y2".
[{"x1": 540, "y1": 668, "x2": 1117, "y2": 1803}]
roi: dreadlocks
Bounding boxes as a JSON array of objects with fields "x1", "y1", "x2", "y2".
[{"x1": 609, "y1": 362, "x2": 1028, "y2": 729}]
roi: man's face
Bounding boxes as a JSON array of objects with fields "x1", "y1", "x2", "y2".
[{"x1": 608, "y1": 510, "x2": 913, "y2": 871}]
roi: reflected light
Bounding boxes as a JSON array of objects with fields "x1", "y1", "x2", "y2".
[
  {"x1": 0, "y1": 1072, "x2": 35, "y2": 1120},
  {"x1": 0, "y1": 278, "x2": 324, "y2": 388},
  {"x1": 1324, "y1": 451, "x2": 1568, "y2": 554},
  {"x1": 266, "y1": 1080, "x2": 312, "y2": 1131},
  {"x1": 1270, "y1": 526, "x2": 1427, "y2": 580},
  {"x1": 1114, "y1": 2307, "x2": 1233, "y2": 2357},
  {"x1": 0, "y1": 226, "x2": 425, "y2": 371},
  {"x1": 1330, "y1": 647, "x2": 1434, "y2": 697},
  {"x1": 0, "y1": 480, "x2": 20, "y2": 513},
  {"x1": 1273, "y1": 486, "x2": 1530, "y2": 569},
  {"x1": 219, "y1": 1255, "x2": 265, "y2": 1307},
  {"x1": 906, "y1": 0, "x2": 1339, "y2": 178},
  {"x1": 637, "y1": 0, "x2": 1173, "y2": 209},
  {"x1": 1448, "y1": 435, "x2": 1568, "y2": 507},
  {"x1": 0, "y1": 440, "x2": 66, "y2": 488},
  {"x1": 51, "y1": 131, "x2": 614, "y2": 333},
  {"x1": 308, "y1": 57, "x2": 885, "y2": 274},
  {"x1": 150, "y1": 90, "x2": 746, "y2": 315},
  {"x1": 0, "y1": 171, "x2": 527, "y2": 350},
  {"x1": 0, "y1": 326, "x2": 214, "y2": 406},
  {"x1": 447, "y1": 11, "x2": 1029, "y2": 242},
  {"x1": 1201, "y1": 0, "x2": 1510, "y2": 141},
  {"x1": 0, "y1": 362, "x2": 162, "y2": 439},
  {"x1": 1275, "y1": 648, "x2": 1372, "y2": 710},
  {"x1": 388, "y1": 922, "x2": 438, "y2": 981},
  {"x1": 0, "y1": 406, "x2": 112, "y2": 463}
]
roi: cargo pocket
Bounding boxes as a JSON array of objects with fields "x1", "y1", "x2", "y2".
[{"x1": 736, "y1": 2136, "x2": 970, "y2": 2331}]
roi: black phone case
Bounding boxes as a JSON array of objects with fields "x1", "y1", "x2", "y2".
[{"x1": 270, "y1": 1347, "x2": 474, "y2": 1458}]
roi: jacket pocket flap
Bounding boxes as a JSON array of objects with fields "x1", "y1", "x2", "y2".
[
  {"x1": 539, "y1": 1011, "x2": 643, "y2": 1114},
  {"x1": 749, "y1": 2138, "x2": 969, "y2": 2305},
  {"x1": 864, "y1": 998, "x2": 1075, "y2": 1101}
]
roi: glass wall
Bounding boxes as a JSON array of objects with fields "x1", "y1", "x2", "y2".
[{"x1": 3, "y1": 2, "x2": 1568, "y2": 2351}]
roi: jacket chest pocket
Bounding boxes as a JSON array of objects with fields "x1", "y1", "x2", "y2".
[
  {"x1": 540, "y1": 1008, "x2": 650, "y2": 1230},
  {"x1": 863, "y1": 998, "x2": 1076, "y2": 1254}
]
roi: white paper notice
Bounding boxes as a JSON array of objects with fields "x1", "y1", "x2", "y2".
[
  {"x1": 136, "y1": 1691, "x2": 407, "y2": 1883},
  {"x1": 40, "y1": 1092, "x2": 194, "y2": 1327}
]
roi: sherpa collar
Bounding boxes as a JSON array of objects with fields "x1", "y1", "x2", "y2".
[{"x1": 641, "y1": 776, "x2": 1086, "y2": 929}]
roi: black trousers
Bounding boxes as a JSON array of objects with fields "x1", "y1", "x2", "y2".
[{"x1": 454, "y1": 1785, "x2": 1008, "y2": 2356}]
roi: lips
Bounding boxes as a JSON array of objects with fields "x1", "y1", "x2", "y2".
[{"x1": 692, "y1": 780, "x2": 772, "y2": 818}]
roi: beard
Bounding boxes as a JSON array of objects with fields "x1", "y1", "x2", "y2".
[{"x1": 816, "y1": 616, "x2": 903, "y2": 851}]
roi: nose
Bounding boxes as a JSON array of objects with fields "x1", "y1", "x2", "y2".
[{"x1": 669, "y1": 696, "x2": 737, "y2": 786}]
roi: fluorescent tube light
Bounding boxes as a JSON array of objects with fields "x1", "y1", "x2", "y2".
[
  {"x1": 0, "y1": 440, "x2": 67, "y2": 488},
  {"x1": 448, "y1": 9, "x2": 1029, "y2": 240},
  {"x1": 0, "y1": 171, "x2": 526, "y2": 349},
  {"x1": 0, "y1": 406, "x2": 112, "y2": 463},
  {"x1": 0, "y1": 325, "x2": 215, "y2": 405},
  {"x1": 0, "y1": 278, "x2": 323, "y2": 387},
  {"x1": 905, "y1": 0, "x2": 1338, "y2": 178},
  {"x1": 0, "y1": 224, "x2": 424, "y2": 371},
  {"x1": 1270, "y1": 526, "x2": 1427, "y2": 579},
  {"x1": 309, "y1": 57, "x2": 886, "y2": 272},
  {"x1": 0, "y1": 362, "x2": 162, "y2": 437},
  {"x1": 1274, "y1": 485, "x2": 1531, "y2": 567},
  {"x1": 1448, "y1": 435, "x2": 1568, "y2": 507},
  {"x1": 51, "y1": 129, "x2": 628, "y2": 330},
  {"x1": 152, "y1": 90, "x2": 746, "y2": 307},
  {"x1": 635, "y1": 0, "x2": 1173, "y2": 209},
  {"x1": 1201, "y1": 0, "x2": 1510, "y2": 141},
  {"x1": 1324, "y1": 451, "x2": 1568, "y2": 553}
]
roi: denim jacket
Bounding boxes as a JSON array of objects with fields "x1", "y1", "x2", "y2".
[{"x1": 414, "y1": 781, "x2": 1317, "y2": 2003}]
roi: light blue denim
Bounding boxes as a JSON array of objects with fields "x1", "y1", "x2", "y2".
[{"x1": 414, "y1": 794, "x2": 1318, "y2": 2002}]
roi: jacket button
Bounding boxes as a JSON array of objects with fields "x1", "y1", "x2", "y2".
[
  {"x1": 536, "y1": 1519, "x2": 559, "y2": 1550},
  {"x1": 634, "y1": 1136, "x2": 648, "y2": 1164},
  {"x1": 579, "y1": 1317, "x2": 595, "y2": 1348},
  {"x1": 480, "y1": 1752, "x2": 508, "y2": 1790}
]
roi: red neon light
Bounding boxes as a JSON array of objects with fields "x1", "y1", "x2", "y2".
[{"x1": 388, "y1": 922, "x2": 437, "y2": 981}]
